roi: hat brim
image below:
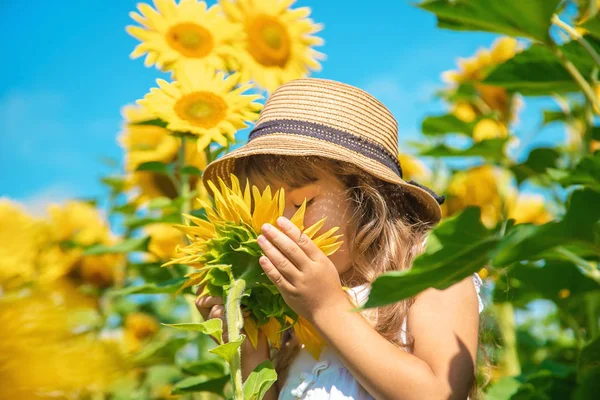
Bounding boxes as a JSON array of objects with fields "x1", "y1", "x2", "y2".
[{"x1": 202, "y1": 133, "x2": 442, "y2": 226}]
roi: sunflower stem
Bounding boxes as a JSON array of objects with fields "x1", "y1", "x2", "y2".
[
  {"x1": 552, "y1": 14, "x2": 600, "y2": 69},
  {"x1": 548, "y1": 37, "x2": 600, "y2": 112},
  {"x1": 179, "y1": 136, "x2": 191, "y2": 219},
  {"x1": 226, "y1": 278, "x2": 247, "y2": 400}
]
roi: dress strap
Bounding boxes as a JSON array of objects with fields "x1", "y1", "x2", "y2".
[
  {"x1": 289, "y1": 360, "x2": 331, "y2": 398},
  {"x1": 472, "y1": 272, "x2": 484, "y2": 314}
]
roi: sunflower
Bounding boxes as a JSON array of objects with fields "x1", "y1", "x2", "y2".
[
  {"x1": 0, "y1": 280, "x2": 129, "y2": 398},
  {"x1": 442, "y1": 37, "x2": 522, "y2": 125},
  {"x1": 164, "y1": 173, "x2": 343, "y2": 359},
  {"x1": 506, "y1": 193, "x2": 553, "y2": 225},
  {"x1": 397, "y1": 153, "x2": 432, "y2": 183},
  {"x1": 145, "y1": 223, "x2": 188, "y2": 260},
  {"x1": 138, "y1": 65, "x2": 263, "y2": 151},
  {"x1": 472, "y1": 119, "x2": 509, "y2": 142},
  {"x1": 126, "y1": 0, "x2": 241, "y2": 73},
  {"x1": 220, "y1": 0, "x2": 326, "y2": 92},
  {"x1": 443, "y1": 165, "x2": 516, "y2": 228},
  {"x1": 0, "y1": 199, "x2": 44, "y2": 289},
  {"x1": 48, "y1": 201, "x2": 110, "y2": 247},
  {"x1": 118, "y1": 104, "x2": 179, "y2": 172}
]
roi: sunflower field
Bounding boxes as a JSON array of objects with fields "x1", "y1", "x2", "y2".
[{"x1": 1, "y1": 0, "x2": 599, "y2": 399}]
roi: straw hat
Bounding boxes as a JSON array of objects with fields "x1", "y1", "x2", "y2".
[{"x1": 202, "y1": 77, "x2": 445, "y2": 226}]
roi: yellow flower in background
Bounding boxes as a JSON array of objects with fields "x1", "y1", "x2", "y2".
[
  {"x1": 507, "y1": 193, "x2": 553, "y2": 225},
  {"x1": 443, "y1": 165, "x2": 516, "y2": 228},
  {"x1": 0, "y1": 280, "x2": 129, "y2": 398},
  {"x1": 78, "y1": 252, "x2": 125, "y2": 288},
  {"x1": 443, "y1": 37, "x2": 519, "y2": 84},
  {"x1": 220, "y1": 0, "x2": 326, "y2": 92},
  {"x1": 145, "y1": 223, "x2": 188, "y2": 260},
  {"x1": 472, "y1": 119, "x2": 509, "y2": 142},
  {"x1": 0, "y1": 199, "x2": 44, "y2": 289},
  {"x1": 129, "y1": 171, "x2": 180, "y2": 205},
  {"x1": 125, "y1": 312, "x2": 160, "y2": 340},
  {"x1": 452, "y1": 102, "x2": 477, "y2": 123},
  {"x1": 124, "y1": 312, "x2": 160, "y2": 351},
  {"x1": 138, "y1": 65, "x2": 262, "y2": 151},
  {"x1": 48, "y1": 201, "x2": 110, "y2": 246},
  {"x1": 127, "y1": 0, "x2": 241, "y2": 73},
  {"x1": 397, "y1": 153, "x2": 432, "y2": 182},
  {"x1": 118, "y1": 104, "x2": 179, "y2": 172},
  {"x1": 443, "y1": 37, "x2": 522, "y2": 124}
]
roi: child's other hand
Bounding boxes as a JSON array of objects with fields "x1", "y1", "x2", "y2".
[
  {"x1": 257, "y1": 216, "x2": 348, "y2": 324},
  {"x1": 194, "y1": 284, "x2": 252, "y2": 345}
]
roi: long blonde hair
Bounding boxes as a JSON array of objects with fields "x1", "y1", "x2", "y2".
[{"x1": 233, "y1": 154, "x2": 483, "y2": 398}]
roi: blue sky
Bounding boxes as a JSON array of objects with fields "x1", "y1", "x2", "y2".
[{"x1": 0, "y1": 0, "x2": 564, "y2": 213}]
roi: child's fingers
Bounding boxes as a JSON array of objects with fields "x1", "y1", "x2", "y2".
[
  {"x1": 275, "y1": 216, "x2": 323, "y2": 262},
  {"x1": 195, "y1": 295, "x2": 224, "y2": 320},
  {"x1": 259, "y1": 254, "x2": 294, "y2": 293}
]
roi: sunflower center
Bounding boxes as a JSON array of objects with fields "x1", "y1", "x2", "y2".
[
  {"x1": 175, "y1": 92, "x2": 228, "y2": 128},
  {"x1": 166, "y1": 22, "x2": 214, "y2": 58},
  {"x1": 247, "y1": 15, "x2": 291, "y2": 67}
]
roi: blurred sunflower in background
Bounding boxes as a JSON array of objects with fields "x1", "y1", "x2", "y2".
[
  {"x1": 221, "y1": 0, "x2": 326, "y2": 92},
  {"x1": 0, "y1": 280, "x2": 130, "y2": 399},
  {"x1": 119, "y1": 104, "x2": 180, "y2": 172},
  {"x1": 443, "y1": 37, "x2": 523, "y2": 143},
  {"x1": 127, "y1": 0, "x2": 241, "y2": 73}
]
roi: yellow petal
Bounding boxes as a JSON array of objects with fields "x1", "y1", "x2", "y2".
[
  {"x1": 292, "y1": 316, "x2": 326, "y2": 360},
  {"x1": 260, "y1": 317, "x2": 283, "y2": 350},
  {"x1": 243, "y1": 315, "x2": 260, "y2": 350}
]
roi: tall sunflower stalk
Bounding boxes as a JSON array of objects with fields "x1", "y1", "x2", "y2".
[{"x1": 163, "y1": 173, "x2": 343, "y2": 399}]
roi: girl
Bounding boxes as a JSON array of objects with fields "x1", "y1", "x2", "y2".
[{"x1": 195, "y1": 78, "x2": 484, "y2": 400}]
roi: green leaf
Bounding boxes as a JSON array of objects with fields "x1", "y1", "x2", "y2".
[
  {"x1": 180, "y1": 360, "x2": 227, "y2": 377},
  {"x1": 208, "y1": 334, "x2": 246, "y2": 364},
  {"x1": 417, "y1": 0, "x2": 560, "y2": 42},
  {"x1": 485, "y1": 39, "x2": 600, "y2": 96},
  {"x1": 163, "y1": 319, "x2": 224, "y2": 345},
  {"x1": 509, "y1": 261, "x2": 600, "y2": 303},
  {"x1": 510, "y1": 147, "x2": 561, "y2": 184},
  {"x1": 591, "y1": 126, "x2": 600, "y2": 141},
  {"x1": 548, "y1": 151, "x2": 600, "y2": 190},
  {"x1": 101, "y1": 176, "x2": 127, "y2": 192},
  {"x1": 493, "y1": 189, "x2": 600, "y2": 266},
  {"x1": 242, "y1": 360, "x2": 277, "y2": 400},
  {"x1": 136, "y1": 161, "x2": 172, "y2": 175},
  {"x1": 132, "y1": 337, "x2": 188, "y2": 366},
  {"x1": 421, "y1": 114, "x2": 477, "y2": 137},
  {"x1": 83, "y1": 236, "x2": 150, "y2": 255},
  {"x1": 485, "y1": 376, "x2": 522, "y2": 400},
  {"x1": 124, "y1": 213, "x2": 182, "y2": 230},
  {"x1": 131, "y1": 118, "x2": 168, "y2": 128},
  {"x1": 180, "y1": 166, "x2": 203, "y2": 176},
  {"x1": 112, "y1": 202, "x2": 138, "y2": 215},
  {"x1": 579, "y1": 16, "x2": 600, "y2": 39},
  {"x1": 171, "y1": 374, "x2": 230, "y2": 395},
  {"x1": 111, "y1": 277, "x2": 187, "y2": 296},
  {"x1": 419, "y1": 138, "x2": 508, "y2": 160},
  {"x1": 364, "y1": 208, "x2": 500, "y2": 308},
  {"x1": 147, "y1": 196, "x2": 173, "y2": 210}
]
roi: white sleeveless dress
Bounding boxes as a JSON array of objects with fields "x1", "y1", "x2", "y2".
[{"x1": 277, "y1": 273, "x2": 484, "y2": 399}]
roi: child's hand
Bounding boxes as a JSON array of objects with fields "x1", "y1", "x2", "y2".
[
  {"x1": 257, "y1": 216, "x2": 348, "y2": 323},
  {"x1": 194, "y1": 284, "x2": 252, "y2": 345}
]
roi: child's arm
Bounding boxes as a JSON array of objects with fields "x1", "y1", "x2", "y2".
[
  {"x1": 310, "y1": 275, "x2": 479, "y2": 400},
  {"x1": 241, "y1": 330, "x2": 279, "y2": 400}
]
